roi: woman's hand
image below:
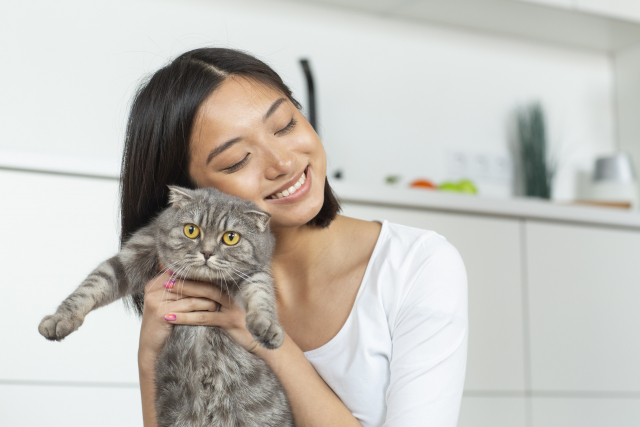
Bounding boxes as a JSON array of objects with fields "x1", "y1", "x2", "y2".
[
  {"x1": 161, "y1": 276, "x2": 261, "y2": 353},
  {"x1": 138, "y1": 270, "x2": 222, "y2": 363}
]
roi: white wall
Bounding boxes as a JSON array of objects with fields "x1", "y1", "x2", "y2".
[
  {"x1": 0, "y1": 0, "x2": 615, "y2": 198},
  {"x1": 616, "y1": 44, "x2": 640, "y2": 190}
]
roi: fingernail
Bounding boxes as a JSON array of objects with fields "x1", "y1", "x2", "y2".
[
  {"x1": 164, "y1": 314, "x2": 176, "y2": 321},
  {"x1": 167, "y1": 269, "x2": 174, "y2": 276},
  {"x1": 163, "y1": 280, "x2": 175, "y2": 289}
]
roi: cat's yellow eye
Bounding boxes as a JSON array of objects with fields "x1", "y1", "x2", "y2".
[
  {"x1": 184, "y1": 224, "x2": 200, "y2": 239},
  {"x1": 222, "y1": 231, "x2": 240, "y2": 246}
]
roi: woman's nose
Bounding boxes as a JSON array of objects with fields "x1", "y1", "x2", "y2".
[{"x1": 263, "y1": 139, "x2": 296, "y2": 180}]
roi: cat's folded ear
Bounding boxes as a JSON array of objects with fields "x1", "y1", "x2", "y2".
[
  {"x1": 245, "y1": 210, "x2": 271, "y2": 232},
  {"x1": 167, "y1": 186, "x2": 195, "y2": 208}
]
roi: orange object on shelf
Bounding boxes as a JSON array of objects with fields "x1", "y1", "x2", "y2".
[{"x1": 409, "y1": 179, "x2": 437, "y2": 189}]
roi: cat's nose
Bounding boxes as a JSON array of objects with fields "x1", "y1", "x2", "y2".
[{"x1": 201, "y1": 251, "x2": 212, "y2": 260}]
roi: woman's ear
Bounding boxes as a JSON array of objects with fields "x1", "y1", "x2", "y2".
[
  {"x1": 167, "y1": 186, "x2": 195, "y2": 208},
  {"x1": 245, "y1": 210, "x2": 271, "y2": 232}
]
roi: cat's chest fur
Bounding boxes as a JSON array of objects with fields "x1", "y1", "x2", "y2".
[
  {"x1": 162, "y1": 324, "x2": 260, "y2": 380},
  {"x1": 155, "y1": 324, "x2": 289, "y2": 427}
]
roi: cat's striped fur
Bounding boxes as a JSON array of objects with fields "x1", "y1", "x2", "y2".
[{"x1": 39, "y1": 186, "x2": 293, "y2": 427}]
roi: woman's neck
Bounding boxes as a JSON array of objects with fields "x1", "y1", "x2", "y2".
[{"x1": 269, "y1": 215, "x2": 346, "y2": 298}]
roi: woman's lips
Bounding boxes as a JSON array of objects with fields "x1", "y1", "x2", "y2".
[{"x1": 265, "y1": 166, "x2": 311, "y2": 203}]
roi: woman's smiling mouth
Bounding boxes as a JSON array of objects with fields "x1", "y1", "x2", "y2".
[{"x1": 266, "y1": 166, "x2": 311, "y2": 202}]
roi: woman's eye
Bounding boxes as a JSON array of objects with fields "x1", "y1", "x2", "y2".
[
  {"x1": 275, "y1": 117, "x2": 297, "y2": 136},
  {"x1": 184, "y1": 224, "x2": 200, "y2": 239},
  {"x1": 223, "y1": 153, "x2": 249, "y2": 173}
]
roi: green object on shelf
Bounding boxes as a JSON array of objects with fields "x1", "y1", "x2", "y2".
[
  {"x1": 439, "y1": 179, "x2": 478, "y2": 194},
  {"x1": 516, "y1": 102, "x2": 555, "y2": 199},
  {"x1": 385, "y1": 175, "x2": 401, "y2": 185},
  {"x1": 458, "y1": 179, "x2": 478, "y2": 194}
]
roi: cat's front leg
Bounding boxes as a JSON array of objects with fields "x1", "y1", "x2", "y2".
[
  {"x1": 38, "y1": 256, "x2": 129, "y2": 341},
  {"x1": 234, "y1": 271, "x2": 284, "y2": 350}
]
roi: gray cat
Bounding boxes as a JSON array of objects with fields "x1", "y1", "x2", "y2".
[{"x1": 38, "y1": 186, "x2": 294, "y2": 427}]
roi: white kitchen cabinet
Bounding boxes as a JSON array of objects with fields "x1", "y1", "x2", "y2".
[
  {"x1": 525, "y1": 220, "x2": 640, "y2": 392},
  {"x1": 340, "y1": 202, "x2": 527, "y2": 393},
  {"x1": 458, "y1": 396, "x2": 528, "y2": 427},
  {"x1": 0, "y1": 170, "x2": 141, "y2": 385},
  {"x1": 531, "y1": 397, "x2": 640, "y2": 427},
  {"x1": 0, "y1": 383, "x2": 142, "y2": 427}
]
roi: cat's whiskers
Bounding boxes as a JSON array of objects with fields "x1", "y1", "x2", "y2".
[
  {"x1": 220, "y1": 270, "x2": 233, "y2": 306},
  {"x1": 221, "y1": 268, "x2": 240, "y2": 291},
  {"x1": 228, "y1": 266, "x2": 257, "y2": 286},
  {"x1": 147, "y1": 261, "x2": 181, "y2": 293},
  {"x1": 148, "y1": 261, "x2": 182, "y2": 317},
  {"x1": 177, "y1": 265, "x2": 190, "y2": 302},
  {"x1": 172, "y1": 264, "x2": 191, "y2": 303},
  {"x1": 229, "y1": 265, "x2": 282, "y2": 297},
  {"x1": 157, "y1": 263, "x2": 188, "y2": 316}
]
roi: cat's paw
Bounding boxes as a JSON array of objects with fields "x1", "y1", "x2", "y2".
[
  {"x1": 245, "y1": 313, "x2": 285, "y2": 350},
  {"x1": 38, "y1": 313, "x2": 84, "y2": 341}
]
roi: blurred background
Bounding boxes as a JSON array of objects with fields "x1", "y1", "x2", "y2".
[{"x1": 2, "y1": 0, "x2": 640, "y2": 426}]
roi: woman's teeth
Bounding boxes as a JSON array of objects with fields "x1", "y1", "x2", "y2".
[{"x1": 269, "y1": 172, "x2": 306, "y2": 199}]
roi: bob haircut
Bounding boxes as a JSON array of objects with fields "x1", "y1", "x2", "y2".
[{"x1": 120, "y1": 47, "x2": 341, "y2": 248}]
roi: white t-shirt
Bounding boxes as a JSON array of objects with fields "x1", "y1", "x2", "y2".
[{"x1": 303, "y1": 220, "x2": 468, "y2": 427}]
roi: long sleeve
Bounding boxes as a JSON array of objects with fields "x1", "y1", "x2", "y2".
[{"x1": 384, "y1": 240, "x2": 469, "y2": 427}]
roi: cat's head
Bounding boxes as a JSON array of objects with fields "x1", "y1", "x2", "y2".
[{"x1": 156, "y1": 186, "x2": 274, "y2": 283}]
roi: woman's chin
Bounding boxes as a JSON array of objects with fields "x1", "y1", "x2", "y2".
[{"x1": 269, "y1": 202, "x2": 324, "y2": 230}]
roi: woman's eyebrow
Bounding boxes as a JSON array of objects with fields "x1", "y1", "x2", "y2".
[
  {"x1": 264, "y1": 97, "x2": 286, "y2": 122},
  {"x1": 206, "y1": 137, "x2": 243, "y2": 165},
  {"x1": 206, "y1": 97, "x2": 286, "y2": 165}
]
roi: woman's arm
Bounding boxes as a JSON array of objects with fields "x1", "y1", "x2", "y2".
[
  {"x1": 254, "y1": 333, "x2": 362, "y2": 427},
  {"x1": 163, "y1": 280, "x2": 363, "y2": 427},
  {"x1": 139, "y1": 350, "x2": 159, "y2": 427},
  {"x1": 384, "y1": 239, "x2": 469, "y2": 427}
]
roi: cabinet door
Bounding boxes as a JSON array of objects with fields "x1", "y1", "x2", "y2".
[
  {"x1": 458, "y1": 396, "x2": 528, "y2": 427},
  {"x1": 532, "y1": 397, "x2": 640, "y2": 427},
  {"x1": 0, "y1": 383, "x2": 143, "y2": 427},
  {"x1": 526, "y1": 220, "x2": 640, "y2": 392},
  {"x1": 0, "y1": 170, "x2": 141, "y2": 385},
  {"x1": 341, "y1": 203, "x2": 527, "y2": 393}
]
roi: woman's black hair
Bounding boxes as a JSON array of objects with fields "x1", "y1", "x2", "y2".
[{"x1": 120, "y1": 48, "x2": 341, "y2": 248}]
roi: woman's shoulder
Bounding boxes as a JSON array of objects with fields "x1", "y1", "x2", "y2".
[
  {"x1": 376, "y1": 220, "x2": 463, "y2": 268},
  {"x1": 369, "y1": 220, "x2": 467, "y2": 325}
]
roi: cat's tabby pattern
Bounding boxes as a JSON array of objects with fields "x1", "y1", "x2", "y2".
[{"x1": 38, "y1": 186, "x2": 293, "y2": 427}]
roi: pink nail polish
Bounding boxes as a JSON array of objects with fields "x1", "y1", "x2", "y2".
[
  {"x1": 165, "y1": 314, "x2": 176, "y2": 321},
  {"x1": 167, "y1": 269, "x2": 174, "y2": 276},
  {"x1": 163, "y1": 280, "x2": 175, "y2": 289}
]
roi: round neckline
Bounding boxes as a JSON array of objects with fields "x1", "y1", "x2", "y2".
[{"x1": 303, "y1": 219, "x2": 388, "y2": 358}]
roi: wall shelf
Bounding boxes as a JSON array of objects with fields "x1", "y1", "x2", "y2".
[{"x1": 331, "y1": 181, "x2": 640, "y2": 229}]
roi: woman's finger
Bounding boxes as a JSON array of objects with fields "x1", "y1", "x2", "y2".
[
  {"x1": 165, "y1": 297, "x2": 221, "y2": 314},
  {"x1": 164, "y1": 311, "x2": 227, "y2": 327},
  {"x1": 166, "y1": 280, "x2": 231, "y2": 306},
  {"x1": 144, "y1": 270, "x2": 175, "y2": 294}
]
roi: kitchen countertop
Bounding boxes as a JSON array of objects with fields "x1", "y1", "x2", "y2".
[
  {"x1": 331, "y1": 181, "x2": 640, "y2": 230},
  {"x1": 2, "y1": 150, "x2": 639, "y2": 230}
]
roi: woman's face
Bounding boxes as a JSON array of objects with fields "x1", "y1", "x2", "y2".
[{"x1": 189, "y1": 77, "x2": 327, "y2": 230}]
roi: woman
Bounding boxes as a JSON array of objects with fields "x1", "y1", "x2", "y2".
[{"x1": 123, "y1": 48, "x2": 468, "y2": 427}]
